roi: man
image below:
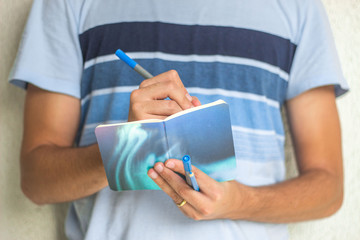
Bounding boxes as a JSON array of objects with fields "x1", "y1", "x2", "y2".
[{"x1": 10, "y1": 0, "x2": 348, "y2": 239}]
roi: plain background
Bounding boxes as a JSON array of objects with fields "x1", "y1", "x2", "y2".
[{"x1": 0, "y1": 0, "x2": 359, "y2": 239}]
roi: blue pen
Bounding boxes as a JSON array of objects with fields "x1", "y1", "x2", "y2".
[
  {"x1": 182, "y1": 155, "x2": 200, "y2": 191},
  {"x1": 115, "y1": 49, "x2": 154, "y2": 79}
]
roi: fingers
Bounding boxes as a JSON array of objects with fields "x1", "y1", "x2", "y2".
[
  {"x1": 164, "y1": 159, "x2": 217, "y2": 195},
  {"x1": 128, "y1": 70, "x2": 198, "y2": 121},
  {"x1": 147, "y1": 166, "x2": 201, "y2": 217},
  {"x1": 147, "y1": 167, "x2": 185, "y2": 205},
  {"x1": 149, "y1": 161, "x2": 210, "y2": 212},
  {"x1": 148, "y1": 160, "x2": 235, "y2": 220},
  {"x1": 149, "y1": 162, "x2": 203, "y2": 203},
  {"x1": 149, "y1": 159, "x2": 235, "y2": 220},
  {"x1": 191, "y1": 96, "x2": 202, "y2": 107},
  {"x1": 139, "y1": 70, "x2": 185, "y2": 89},
  {"x1": 129, "y1": 100, "x2": 183, "y2": 120},
  {"x1": 132, "y1": 81, "x2": 192, "y2": 109}
]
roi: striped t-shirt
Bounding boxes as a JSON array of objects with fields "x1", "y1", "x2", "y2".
[{"x1": 10, "y1": 0, "x2": 348, "y2": 239}]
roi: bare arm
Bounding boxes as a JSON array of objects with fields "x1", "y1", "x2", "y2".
[
  {"x1": 21, "y1": 84, "x2": 108, "y2": 204},
  {"x1": 242, "y1": 85, "x2": 344, "y2": 222},
  {"x1": 149, "y1": 85, "x2": 344, "y2": 222},
  {"x1": 21, "y1": 70, "x2": 199, "y2": 205}
]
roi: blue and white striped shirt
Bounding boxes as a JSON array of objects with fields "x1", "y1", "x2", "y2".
[{"x1": 10, "y1": 0, "x2": 348, "y2": 239}]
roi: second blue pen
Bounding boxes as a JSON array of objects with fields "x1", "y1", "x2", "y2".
[{"x1": 182, "y1": 155, "x2": 200, "y2": 191}]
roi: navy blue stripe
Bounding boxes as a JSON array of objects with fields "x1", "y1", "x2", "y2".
[
  {"x1": 79, "y1": 22, "x2": 296, "y2": 73},
  {"x1": 81, "y1": 60, "x2": 288, "y2": 103}
]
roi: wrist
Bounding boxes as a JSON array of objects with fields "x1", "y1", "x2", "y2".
[
  {"x1": 225, "y1": 180, "x2": 259, "y2": 220},
  {"x1": 85, "y1": 144, "x2": 108, "y2": 185}
]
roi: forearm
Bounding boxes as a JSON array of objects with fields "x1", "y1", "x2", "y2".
[
  {"x1": 21, "y1": 144, "x2": 108, "y2": 205},
  {"x1": 147, "y1": 86, "x2": 344, "y2": 223},
  {"x1": 230, "y1": 169, "x2": 343, "y2": 223}
]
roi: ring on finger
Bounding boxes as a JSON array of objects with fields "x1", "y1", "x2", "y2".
[{"x1": 177, "y1": 199, "x2": 187, "y2": 207}]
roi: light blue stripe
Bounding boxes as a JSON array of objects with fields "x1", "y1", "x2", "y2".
[
  {"x1": 233, "y1": 130, "x2": 284, "y2": 162},
  {"x1": 80, "y1": 0, "x2": 298, "y2": 42},
  {"x1": 80, "y1": 92, "x2": 284, "y2": 136},
  {"x1": 80, "y1": 92, "x2": 131, "y2": 128},
  {"x1": 193, "y1": 94, "x2": 285, "y2": 136},
  {"x1": 235, "y1": 159, "x2": 286, "y2": 186}
]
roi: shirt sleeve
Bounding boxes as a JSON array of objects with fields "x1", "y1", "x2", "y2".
[
  {"x1": 8, "y1": 0, "x2": 83, "y2": 99},
  {"x1": 286, "y1": 0, "x2": 349, "y2": 100}
]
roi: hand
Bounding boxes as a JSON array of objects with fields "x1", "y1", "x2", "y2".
[
  {"x1": 128, "y1": 70, "x2": 201, "y2": 121},
  {"x1": 147, "y1": 159, "x2": 243, "y2": 220}
]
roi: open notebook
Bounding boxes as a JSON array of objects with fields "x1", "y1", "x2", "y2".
[{"x1": 95, "y1": 99, "x2": 237, "y2": 191}]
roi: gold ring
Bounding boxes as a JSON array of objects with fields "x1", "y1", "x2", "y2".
[{"x1": 177, "y1": 199, "x2": 187, "y2": 207}]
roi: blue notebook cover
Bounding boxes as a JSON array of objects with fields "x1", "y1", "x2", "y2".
[{"x1": 95, "y1": 99, "x2": 237, "y2": 191}]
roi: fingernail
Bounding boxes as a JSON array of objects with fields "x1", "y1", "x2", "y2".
[
  {"x1": 185, "y1": 93, "x2": 193, "y2": 102},
  {"x1": 149, "y1": 171, "x2": 158, "y2": 179},
  {"x1": 165, "y1": 161, "x2": 175, "y2": 169},
  {"x1": 155, "y1": 164, "x2": 163, "y2": 172}
]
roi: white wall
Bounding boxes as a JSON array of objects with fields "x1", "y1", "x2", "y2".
[
  {"x1": 287, "y1": 1, "x2": 360, "y2": 239},
  {"x1": 0, "y1": 0, "x2": 359, "y2": 239},
  {"x1": 0, "y1": 1, "x2": 68, "y2": 239}
]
